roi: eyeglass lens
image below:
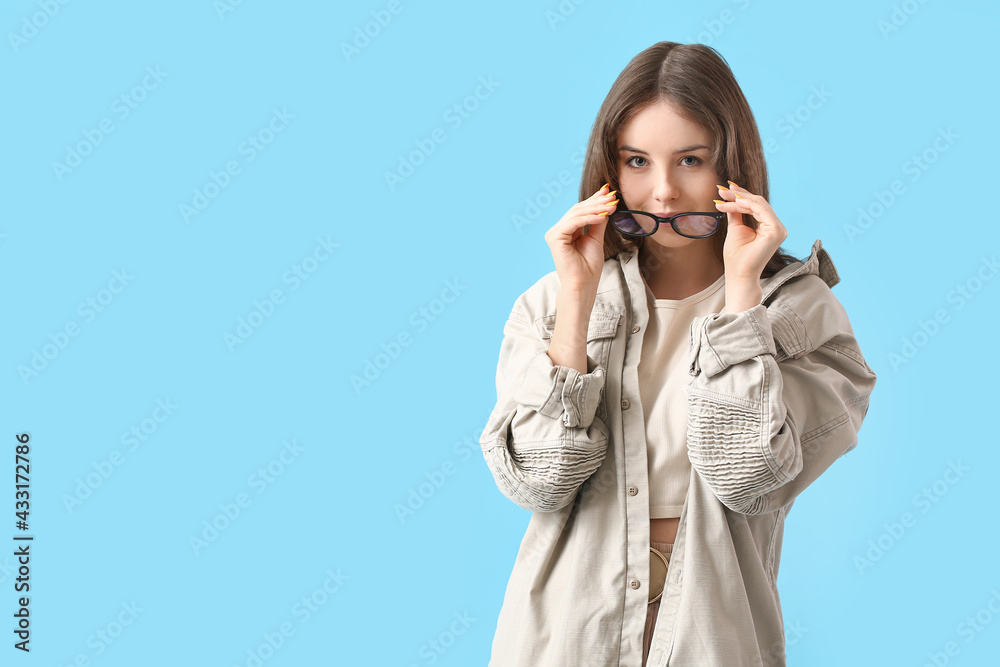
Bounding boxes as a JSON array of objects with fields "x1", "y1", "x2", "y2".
[{"x1": 610, "y1": 212, "x2": 718, "y2": 238}]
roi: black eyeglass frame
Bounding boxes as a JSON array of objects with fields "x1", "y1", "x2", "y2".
[{"x1": 610, "y1": 209, "x2": 726, "y2": 239}]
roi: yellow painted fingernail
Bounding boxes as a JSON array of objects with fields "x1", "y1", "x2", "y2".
[
  {"x1": 713, "y1": 199, "x2": 725, "y2": 204},
  {"x1": 598, "y1": 210, "x2": 610, "y2": 216},
  {"x1": 734, "y1": 194, "x2": 743, "y2": 199},
  {"x1": 606, "y1": 199, "x2": 619, "y2": 207},
  {"x1": 607, "y1": 190, "x2": 617, "y2": 197},
  {"x1": 728, "y1": 180, "x2": 741, "y2": 188},
  {"x1": 717, "y1": 184, "x2": 729, "y2": 191}
]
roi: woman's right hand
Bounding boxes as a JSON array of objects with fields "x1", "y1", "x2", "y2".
[{"x1": 543, "y1": 183, "x2": 618, "y2": 294}]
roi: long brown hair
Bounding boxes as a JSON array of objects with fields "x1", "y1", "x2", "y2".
[{"x1": 580, "y1": 41, "x2": 799, "y2": 279}]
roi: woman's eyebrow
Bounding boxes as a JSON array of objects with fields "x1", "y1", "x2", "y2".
[{"x1": 617, "y1": 144, "x2": 710, "y2": 154}]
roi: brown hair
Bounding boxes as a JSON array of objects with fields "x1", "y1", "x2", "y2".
[{"x1": 580, "y1": 41, "x2": 799, "y2": 279}]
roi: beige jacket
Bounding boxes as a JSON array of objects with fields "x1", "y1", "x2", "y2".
[{"x1": 479, "y1": 239, "x2": 877, "y2": 666}]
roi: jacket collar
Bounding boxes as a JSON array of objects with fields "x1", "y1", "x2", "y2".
[{"x1": 760, "y1": 238, "x2": 839, "y2": 302}]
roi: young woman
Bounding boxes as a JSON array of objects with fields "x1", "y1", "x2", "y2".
[{"x1": 480, "y1": 42, "x2": 877, "y2": 666}]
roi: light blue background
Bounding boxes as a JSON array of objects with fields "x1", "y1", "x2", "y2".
[{"x1": 2, "y1": 0, "x2": 997, "y2": 665}]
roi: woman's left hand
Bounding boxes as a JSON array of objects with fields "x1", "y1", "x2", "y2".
[{"x1": 714, "y1": 181, "x2": 788, "y2": 281}]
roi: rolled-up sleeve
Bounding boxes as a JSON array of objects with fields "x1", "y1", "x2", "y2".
[
  {"x1": 514, "y1": 346, "x2": 606, "y2": 428},
  {"x1": 685, "y1": 287, "x2": 877, "y2": 516},
  {"x1": 688, "y1": 304, "x2": 777, "y2": 377},
  {"x1": 480, "y1": 306, "x2": 611, "y2": 513}
]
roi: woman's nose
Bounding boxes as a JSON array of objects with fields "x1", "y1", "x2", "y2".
[{"x1": 652, "y1": 170, "x2": 678, "y2": 201}]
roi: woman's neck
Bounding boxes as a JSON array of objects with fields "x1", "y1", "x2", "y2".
[{"x1": 638, "y1": 242, "x2": 725, "y2": 301}]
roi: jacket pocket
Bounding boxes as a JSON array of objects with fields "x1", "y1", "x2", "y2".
[{"x1": 534, "y1": 304, "x2": 622, "y2": 421}]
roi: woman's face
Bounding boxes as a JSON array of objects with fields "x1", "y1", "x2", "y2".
[{"x1": 615, "y1": 99, "x2": 721, "y2": 251}]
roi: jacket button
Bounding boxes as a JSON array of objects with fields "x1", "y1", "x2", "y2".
[
  {"x1": 621, "y1": 398, "x2": 630, "y2": 409},
  {"x1": 627, "y1": 485, "x2": 638, "y2": 496},
  {"x1": 631, "y1": 325, "x2": 640, "y2": 334},
  {"x1": 630, "y1": 579, "x2": 640, "y2": 590}
]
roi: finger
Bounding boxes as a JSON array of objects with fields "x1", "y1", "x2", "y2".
[
  {"x1": 552, "y1": 203, "x2": 616, "y2": 241},
  {"x1": 716, "y1": 196, "x2": 779, "y2": 233},
  {"x1": 582, "y1": 212, "x2": 610, "y2": 240},
  {"x1": 591, "y1": 187, "x2": 617, "y2": 204},
  {"x1": 726, "y1": 182, "x2": 765, "y2": 202},
  {"x1": 567, "y1": 205, "x2": 616, "y2": 237},
  {"x1": 713, "y1": 191, "x2": 754, "y2": 228},
  {"x1": 574, "y1": 192, "x2": 617, "y2": 219},
  {"x1": 585, "y1": 187, "x2": 613, "y2": 203},
  {"x1": 718, "y1": 194, "x2": 767, "y2": 218},
  {"x1": 715, "y1": 183, "x2": 737, "y2": 201},
  {"x1": 593, "y1": 194, "x2": 619, "y2": 216},
  {"x1": 589, "y1": 183, "x2": 611, "y2": 199},
  {"x1": 588, "y1": 212, "x2": 609, "y2": 233}
]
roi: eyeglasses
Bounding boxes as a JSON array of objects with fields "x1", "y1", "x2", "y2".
[{"x1": 609, "y1": 209, "x2": 724, "y2": 239}]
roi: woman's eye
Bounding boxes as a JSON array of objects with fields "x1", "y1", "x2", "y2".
[{"x1": 625, "y1": 155, "x2": 700, "y2": 169}]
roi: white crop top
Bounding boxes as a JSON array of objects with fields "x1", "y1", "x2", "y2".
[{"x1": 638, "y1": 272, "x2": 726, "y2": 518}]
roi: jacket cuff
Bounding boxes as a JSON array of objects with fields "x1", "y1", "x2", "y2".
[
  {"x1": 514, "y1": 349, "x2": 606, "y2": 428},
  {"x1": 689, "y1": 304, "x2": 777, "y2": 378}
]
